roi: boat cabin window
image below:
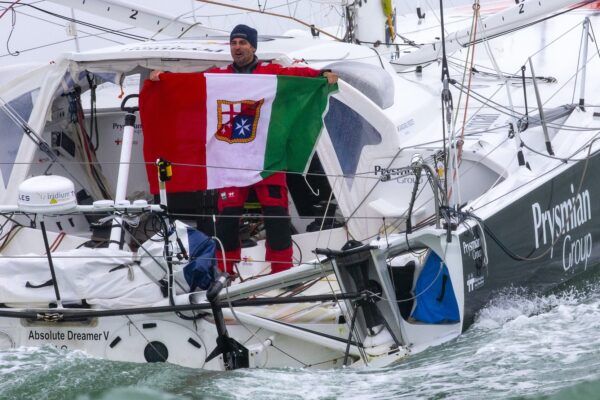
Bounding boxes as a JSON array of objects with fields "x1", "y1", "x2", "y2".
[
  {"x1": 0, "y1": 90, "x2": 37, "y2": 186},
  {"x1": 324, "y1": 97, "x2": 382, "y2": 182}
]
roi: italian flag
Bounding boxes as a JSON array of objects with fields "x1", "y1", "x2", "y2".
[{"x1": 140, "y1": 73, "x2": 336, "y2": 193}]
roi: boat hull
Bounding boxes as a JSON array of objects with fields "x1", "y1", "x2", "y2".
[
  {"x1": 460, "y1": 151, "x2": 600, "y2": 325},
  {"x1": 0, "y1": 312, "x2": 351, "y2": 369}
]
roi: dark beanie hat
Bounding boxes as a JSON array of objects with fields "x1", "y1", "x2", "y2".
[{"x1": 230, "y1": 24, "x2": 258, "y2": 49}]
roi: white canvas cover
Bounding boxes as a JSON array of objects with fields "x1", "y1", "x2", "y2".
[
  {"x1": 0, "y1": 221, "x2": 200, "y2": 308},
  {"x1": 0, "y1": 247, "x2": 162, "y2": 308}
]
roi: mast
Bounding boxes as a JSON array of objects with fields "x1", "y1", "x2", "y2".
[
  {"x1": 345, "y1": 0, "x2": 396, "y2": 45},
  {"x1": 439, "y1": 0, "x2": 452, "y2": 207}
]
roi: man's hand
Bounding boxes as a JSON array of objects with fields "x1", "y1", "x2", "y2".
[
  {"x1": 149, "y1": 70, "x2": 163, "y2": 81},
  {"x1": 322, "y1": 71, "x2": 338, "y2": 85}
]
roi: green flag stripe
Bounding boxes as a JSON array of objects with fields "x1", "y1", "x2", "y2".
[{"x1": 262, "y1": 75, "x2": 336, "y2": 179}]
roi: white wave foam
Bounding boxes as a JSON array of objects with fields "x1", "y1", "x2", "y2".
[
  {"x1": 1, "y1": 281, "x2": 599, "y2": 400},
  {"x1": 473, "y1": 285, "x2": 589, "y2": 330}
]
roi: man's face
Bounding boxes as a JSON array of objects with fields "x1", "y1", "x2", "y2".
[{"x1": 230, "y1": 38, "x2": 256, "y2": 66}]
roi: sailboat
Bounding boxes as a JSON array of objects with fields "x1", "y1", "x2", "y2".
[{"x1": 0, "y1": 0, "x2": 599, "y2": 370}]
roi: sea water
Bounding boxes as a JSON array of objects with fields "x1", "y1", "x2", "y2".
[{"x1": 1, "y1": 278, "x2": 600, "y2": 400}]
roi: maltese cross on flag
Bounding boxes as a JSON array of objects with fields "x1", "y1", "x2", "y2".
[{"x1": 215, "y1": 99, "x2": 264, "y2": 143}]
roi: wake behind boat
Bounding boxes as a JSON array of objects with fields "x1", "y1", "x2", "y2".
[{"x1": 0, "y1": 0, "x2": 599, "y2": 370}]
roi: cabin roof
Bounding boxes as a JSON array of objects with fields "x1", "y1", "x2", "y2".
[{"x1": 65, "y1": 35, "x2": 360, "y2": 66}]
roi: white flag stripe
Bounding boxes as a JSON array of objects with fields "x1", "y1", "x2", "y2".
[{"x1": 205, "y1": 74, "x2": 277, "y2": 189}]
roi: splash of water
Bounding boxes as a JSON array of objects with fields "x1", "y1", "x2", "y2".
[{"x1": 1, "y1": 281, "x2": 600, "y2": 400}]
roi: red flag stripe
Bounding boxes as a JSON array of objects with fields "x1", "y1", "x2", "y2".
[{"x1": 139, "y1": 73, "x2": 208, "y2": 194}]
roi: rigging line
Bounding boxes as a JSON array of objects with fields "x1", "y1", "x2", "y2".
[
  {"x1": 71, "y1": 91, "x2": 113, "y2": 199},
  {"x1": 1, "y1": 0, "x2": 41, "y2": 8},
  {"x1": 307, "y1": 197, "x2": 355, "y2": 355},
  {"x1": 3, "y1": 2, "x2": 128, "y2": 45},
  {"x1": 571, "y1": 20, "x2": 586, "y2": 105},
  {"x1": 193, "y1": 0, "x2": 304, "y2": 18},
  {"x1": 0, "y1": 210, "x2": 400, "y2": 223},
  {"x1": 153, "y1": 6, "x2": 216, "y2": 40},
  {"x1": 113, "y1": 213, "x2": 188, "y2": 293},
  {"x1": 537, "y1": 52, "x2": 600, "y2": 109},
  {"x1": 438, "y1": 0, "x2": 450, "y2": 82},
  {"x1": 369, "y1": 45, "x2": 385, "y2": 69},
  {"x1": 316, "y1": 175, "x2": 341, "y2": 248},
  {"x1": 41, "y1": 9, "x2": 147, "y2": 41},
  {"x1": 422, "y1": 0, "x2": 449, "y2": 37},
  {"x1": 10, "y1": 2, "x2": 149, "y2": 41},
  {"x1": 148, "y1": 161, "x2": 382, "y2": 180},
  {"x1": 0, "y1": 157, "x2": 368, "y2": 179},
  {"x1": 17, "y1": 158, "x2": 386, "y2": 181},
  {"x1": 521, "y1": 132, "x2": 600, "y2": 163},
  {"x1": 522, "y1": 17, "x2": 585, "y2": 61},
  {"x1": 0, "y1": 30, "x2": 127, "y2": 59},
  {"x1": 0, "y1": 255, "x2": 305, "y2": 263},
  {"x1": 269, "y1": 341, "x2": 308, "y2": 366},
  {"x1": 447, "y1": 58, "x2": 556, "y2": 84},
  {"x1": 397, "y1": 161, "x2": 449, "y2": 234},
  {"x1": 319, "y1": 267, "x2": 368, "y2": 364},
  {"x1": 589, "y1": 22, "x2": 600, "y2": 60},
  {"x1": 386, "y1": 128, "x2": 506, "y2": 152},
  {"x1": 194, "y1": 0, "x2": 342, "y2": 41},
  {"x1": 438, "y1": 0, "x2": 454, "y2": 204},
  {"x1": 456, "y1": 0, "x2": 480, "y2": 132},
  {"x1": 5, "y1": 7, "x2": 18, "y2": 56},
  {"x1": 450, "y1": 81, "x2": 526, "y2": 120},
  {"x1": 449, "y1": 0, "x2": 480, "y2": 204},
  {"x1": 124, "y1": 316, "x2": 170, "y2": 362},
  {"x1": 223, "y1": 274, "x2": 315, "y2": 368},
  {"x1": 469, "y1": 138, "x2": 600, "y2": 218},
  {"x1": 450, "y1": 81, "x2": 599, "y2": 132},
  {"x1": 343, "y1": 300, "x2": 360, "y2": 366},
  {"x1": 343, "y1": 148, "x2": 403, "y2": 226},
  {"x1": 464, "y1": 136, "x2": 591, "y2": 265},
  {"x1": 400, "y1": 3, "x2": 593, "y2": 72},
  {"x1": 358, "y1": 182, "x2": 430, "y2": 244},
  {"x1": 0, "y1": 100, "x2": 90, "y2": 194},
  {"x1": 453, "y1": 136, "x2": 510, "y2": 194},
  {"x1": 223, "y1": 272, "x2": 271, "y2": 350},
  {"x1": 0, "y1": 225, "x2": 22, "y2": 252},
  {"x1": 476, "y1": 14, "x2": 522, "y2": 140},
  {"x1": 459, "y1": 0, "x2": 596, "y2": 49},
  {"x1": 0, "y1": 0, "x2": 20, "y2": 20},
  {"x1": 337, "y1": 166, "x2": 441, "y2": 230}
]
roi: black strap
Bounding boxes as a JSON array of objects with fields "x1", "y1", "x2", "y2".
[
  {"x1": 436, "y1": 274, "x2": 448, "y2": 302},
  {"x1": 109, "y1": 264, "x2": 128, "y2": 273},
  {"x1": 26, "y1": 279, "x2": 54, "y2": 289}
]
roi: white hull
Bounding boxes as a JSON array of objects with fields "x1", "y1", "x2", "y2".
[{"x1": 0, "y1": 0, "x2": 599, "y2": 370}]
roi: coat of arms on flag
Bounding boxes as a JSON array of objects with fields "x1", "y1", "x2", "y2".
[{"x1": 215, "y1": 99, "x2": 264, "y2": 143}]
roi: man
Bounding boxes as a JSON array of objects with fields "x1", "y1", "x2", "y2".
[{"x1": 150, "y1": 24, "x2": 337, "y2": 275}]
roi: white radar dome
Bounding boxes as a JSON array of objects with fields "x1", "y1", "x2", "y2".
[{"x1": 18, "y1": 175, "x2": 77, "y2": 213}]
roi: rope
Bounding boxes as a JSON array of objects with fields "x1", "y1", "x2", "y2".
[
  {"x1": 448, "y1": 0, "x2": 481, "y2": 204},
  {"x1": 0, "y1": 0, "x2": 21, "y2": 20},
  {"x1": 194, "y1": 0, "x2": 343, "y2": 41}
]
